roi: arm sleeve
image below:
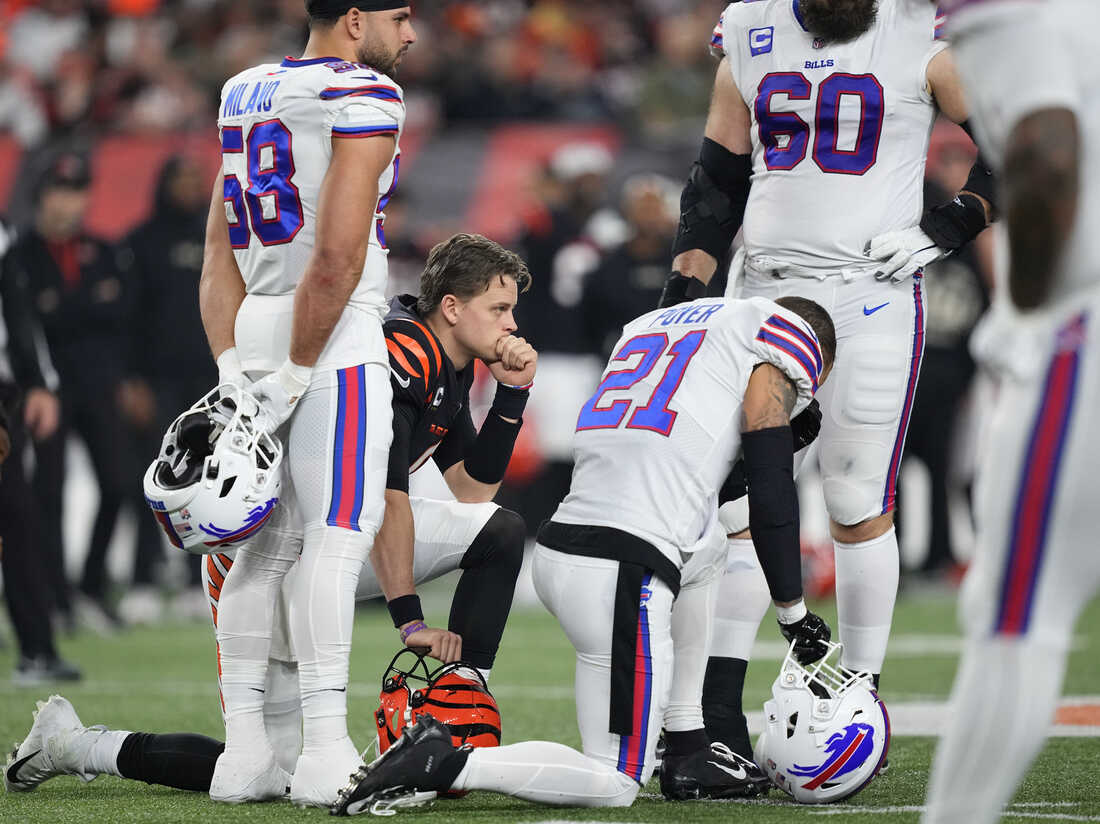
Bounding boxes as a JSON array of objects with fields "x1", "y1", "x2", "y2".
[{"x1": 750, "y1": 306, "x2": 822, "y2": 407}]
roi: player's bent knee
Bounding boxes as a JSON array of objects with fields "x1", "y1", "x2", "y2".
[
  {"x1": 820, "y1": 463, "x2": 890, "y2": 528},
  {"x1": 462, "y1": 508, "x2": 525, "y2": 574},
  {"x1": 718, "y1": 498, "x2": 749, "y2": 536}
]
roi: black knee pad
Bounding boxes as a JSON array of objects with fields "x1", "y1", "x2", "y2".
[{"x1": 461, "y1": 508, "x2": 525, "y2": 574}]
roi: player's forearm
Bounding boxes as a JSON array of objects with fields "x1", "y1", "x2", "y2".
[
  {"x1": 199, "y1": 177, "x2": 246, "y2": 359},
  {"x1": 287, "y1": 247, "x2": 368, "y2": 367},
  {"x1": 443, "y1": 462, "x2": 500, "y2": 504},
  {"x1": 671, "y1": 249, "x2": 720, "y2": 285},
  {"x1": 1003, "y1": 108, "x2": 1079, "y2": 310},
  {"x1": 370, "y1": 489, "x2": 417, "y2": 600}
]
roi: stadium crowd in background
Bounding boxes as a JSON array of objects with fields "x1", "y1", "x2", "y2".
[{"x1": 0, "y1": 0, "x2": 990, "y2": 657}]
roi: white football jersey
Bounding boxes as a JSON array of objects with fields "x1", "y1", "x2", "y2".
[
  {"x1": 552, "y1": 297, "x2": 823, "y2": 568},
  {"x1": 218, "y1": 56, "x2": 403, "y2": 373},
  {"x1": 946, "y1": 0, "x2": 1100, "y2": 302},
  {"x1": 714, "y1": 0, "x2": 944, "y2": 277}
]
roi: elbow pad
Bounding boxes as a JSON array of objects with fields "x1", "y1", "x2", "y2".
[
  {"x1": 670, "y1": 138, "x2": 751, "y2": 262},
  {"x1": 743, "y1": 425, "x2": 802, "y2": 604}
]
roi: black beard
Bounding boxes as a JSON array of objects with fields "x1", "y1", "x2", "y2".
[
  {"x1": 798, "y1": 0, "x2": 878, "y2": 43},
  {"x1": 356, "y1": 44, "x2": 398, "y2": 76}
]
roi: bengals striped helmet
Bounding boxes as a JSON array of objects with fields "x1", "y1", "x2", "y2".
[{"x1": 375, "y1": 648, "x2": 502, "y2": 755}]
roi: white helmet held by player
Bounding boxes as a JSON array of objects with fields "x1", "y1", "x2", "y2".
[
  {"x1": 755, "y1": 640, "x2": 891, "y2": 804},
  {"x1": 143, "y1": 384, "x2": 283, "y2": 555}
]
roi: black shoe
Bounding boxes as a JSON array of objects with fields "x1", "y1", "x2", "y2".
[
  {"x1": 660, "y1": 741, "x2": 771, "y2": 800},
  {"x1": 12, "y1": 655, "x2": 82, "y2": 687},
  {"x1": 331, "y1": 715, "x2": 470, "y2": 816},
  {"x1": 654, "y1": 731, "x2": 665, "y2": 777}
]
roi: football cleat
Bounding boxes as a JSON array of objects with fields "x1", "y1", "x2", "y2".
[
  {"x1": 659, "y1": 740, "x2": 770, "y2": 800},
  {"x1": 290, "y1": 737, "x2": 363, "y2": 809},
  {"x1": 331, "y1": 715, "x2": 470, "y2": 817},
  {"x1": 209, "y1": 747, "x2": 290, "y2": 804},
  {"x1": 4, "y1": 695, "x2": 99, "y2": 792}
]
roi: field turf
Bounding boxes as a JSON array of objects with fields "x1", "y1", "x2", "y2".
[{"x1": 2, "y1": 579, "x2": 1098, "y2": 823}]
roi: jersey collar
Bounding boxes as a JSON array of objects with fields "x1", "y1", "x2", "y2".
[
  {"x1": 791, "y1": 0, "x2": 809, "y2": 32},
  {"x1": 281, "y1": 55, "x2": 342, "y2": 67}
]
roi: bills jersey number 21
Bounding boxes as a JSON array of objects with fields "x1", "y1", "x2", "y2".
[{"x1": 576, "y1": 330, "x2": 706, "y2": 436}]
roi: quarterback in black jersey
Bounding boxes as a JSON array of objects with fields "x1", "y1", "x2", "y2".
[{"x1": 373, "y1": 232, "x2": 537, "y2": 672}]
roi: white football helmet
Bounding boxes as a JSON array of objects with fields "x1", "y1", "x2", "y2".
[
  {"x1": 755, "y1": 640, "x2": 890, "y2": 804},
  {"x1": 143, "y1": 384, "x2": 283, "y2": 555}
]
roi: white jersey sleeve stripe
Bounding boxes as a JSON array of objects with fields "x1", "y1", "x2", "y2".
[
  {"x1": 763, "y1": 314, "x2": 823, "y2": 372},
  {"x1": 320, "y1": 84, "x2": 402, "y2": 102},
  {"x1": 332, "y1": 124, "x2": 399, "y2": 138}
]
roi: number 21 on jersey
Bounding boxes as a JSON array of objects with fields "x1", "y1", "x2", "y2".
[{"x1": 576, "y1": 330, "x2": 706, "y2": 436}]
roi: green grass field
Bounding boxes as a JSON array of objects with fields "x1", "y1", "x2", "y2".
[{"x1": 2, "y1": 579, "x2": 1098, "y2": 823}]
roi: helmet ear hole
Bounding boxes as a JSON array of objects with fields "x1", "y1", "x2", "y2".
[
  {"x1": 219, "y1": 476, "x2": 237, "y2": 498},
  {"x1": 786, "y1": 712, "x2": 799, "y2": 738}
]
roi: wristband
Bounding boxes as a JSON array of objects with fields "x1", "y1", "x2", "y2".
[
  {"x1": 387, "y1": 594, "x2": 424, "y2": 628},
  {"x1": 276, "y1": 358, "x2": 313, "y2": 399},
  {"x1": 490, "y1": 382, "x2": 530, "y2": 420},
  {"x1": 399, "y1": 620, "x2": 428, "y2": 643},
  {"x1": 775, "y1": 599, "x2": 807, "y2": 625}
]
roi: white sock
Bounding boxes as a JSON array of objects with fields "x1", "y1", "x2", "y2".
[
  {"x1": 292, "y1": 525, "x2": 370, "y2": 752},
  {"x1": 834, "y1": 526, "x2": 899, "y2": 673},
  {"x1": 82, "y1": 729, "x2": 131, "y2": 777},
  {"x1": 666, "y1": 575, "x2": 718, "y2": 732},
  {"x1": 264, "y1": 658, "x2": 302, "y2": 774},
  {"x1": 711, "y1": 537, "x2": 771, "y2": 660},
  {"x1": 455, "y1": 742, "x2": 639, "y2": 807},
  {"x1": 217, "y1": 539, "x2": 297, "y2": 753},
  {"x1": 923, "y1": 636, "x2": 1067, "y2": 824}
]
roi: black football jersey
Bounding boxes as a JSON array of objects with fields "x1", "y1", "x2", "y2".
[{"x1": 385, "y1": 294, "x2": 476, "y2": 492}]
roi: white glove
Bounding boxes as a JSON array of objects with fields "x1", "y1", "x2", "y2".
[
  {"x1": 249, "y1": 359, "x2": 312, "y2": 434},
  {"x1": 216, "y1": 347, "x2": 247, "y2": 388},
  {"x1": 865, "y1": 226, "x2": 947, "y2": 283}
]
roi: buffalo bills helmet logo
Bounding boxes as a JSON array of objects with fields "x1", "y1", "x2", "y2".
[{"x1": 788, "y1": 722, "x2": 875, "y2": 790}]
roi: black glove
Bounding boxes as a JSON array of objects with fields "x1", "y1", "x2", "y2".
[
  {"x1": 778, "y1": 609, "x2": 831, "y2": 665},
  {"x1": 792, "y1": 398, "x2": 822, "y2": 451}
]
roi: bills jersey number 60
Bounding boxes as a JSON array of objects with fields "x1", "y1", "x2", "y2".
[
  {"x1": 576, "y1": 330, "x2": 706, "y2": 436},
  {"x1": 756, "y1": 72, "x2": 884, "y2": 175}
]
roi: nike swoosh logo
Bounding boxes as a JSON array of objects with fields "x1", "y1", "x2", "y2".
[
  {"x1": 390, "y1": 369, "x2": 411, "y2": 388},
  {"x1": 7, "y1": 750, "x2": 41, "y2": 785},
  {"x1": 863, "y1": 302, "x2": 890, "y2": 316},
  {"x1": 708, "y1": 760, "x2": 748, "y2": 780}
]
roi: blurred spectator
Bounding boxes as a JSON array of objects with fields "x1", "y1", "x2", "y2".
[
  {"x1": 8, "y1": 153, "x2": 149, "y2": 630},
  {"x1": 0, "y1": 216, "x2": 80, "y2": 684},
  {"x1": 581, "y1": 173, "x2": 679, "y2": 358},
  {"x1": 119, "y1": 154, "x2": 215, "y2": 623},
  {"x1": 508, "y1": 142, "x2": 623, "y2": 533}
]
